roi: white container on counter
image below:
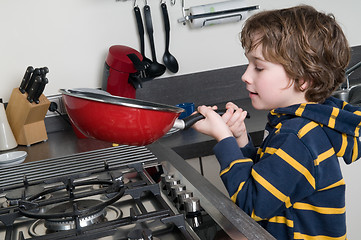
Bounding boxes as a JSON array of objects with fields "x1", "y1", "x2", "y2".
[{"x1": 0, "y1": 102, "x2": 17, "y2": 151}]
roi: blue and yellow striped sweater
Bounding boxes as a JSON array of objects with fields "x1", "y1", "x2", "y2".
[{"x1": 214, "y1": 97, "x2": 361, "y2": 240}]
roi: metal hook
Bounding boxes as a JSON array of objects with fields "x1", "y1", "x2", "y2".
[
  {"x1": 133, "y1": 0, "x2": 138, "y2": 7},
  {"x1": 144, "y1": 0, "x2": 148, "y2": 5},
  {"x1": 181, "y1": 0, "x2": 187, "y2": 17},
  {"x1": 160, "y1": 0, "x2": 176, "y2": 5}
]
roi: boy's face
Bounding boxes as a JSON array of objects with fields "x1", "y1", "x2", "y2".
[{"x1": 242, "y1": 44, "x2": 307, "y2": 110}]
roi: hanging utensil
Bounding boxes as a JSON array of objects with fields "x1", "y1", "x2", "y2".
[
  {"x1": 133, "y1": 5, "x2": 155, "y2": 81},
  {"x1": 143, "y1": 2, "x2": 166, "y2": 77},
  {"x1": 161, "y1": 1, "x2": 179, "y2": 73},
  {"x1": 133, "y1": 5, "x2": 152, "y2": 66}
]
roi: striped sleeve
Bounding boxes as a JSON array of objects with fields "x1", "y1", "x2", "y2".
[{"x1": 214, "y1": 133, "x2": 316, "y2": 219}]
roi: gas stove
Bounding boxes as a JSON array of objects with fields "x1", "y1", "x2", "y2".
[{"x1": 0, "y1": 143, "x2": 274, "y2": 240}]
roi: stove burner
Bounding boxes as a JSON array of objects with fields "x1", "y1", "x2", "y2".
[
  {"x1": 44, "y1": 199, "x2": 106, "y2": 231},
  {"x1": 29, "y1": 203, "x2": 122, "y2": 236},
  {"x1": 18, "y1": 177, "x2": 126, "y2": 220}
]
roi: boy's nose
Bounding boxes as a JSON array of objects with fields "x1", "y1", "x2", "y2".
[{"x1": 241, "y1": 67, "x2": 251, "y2": 84}]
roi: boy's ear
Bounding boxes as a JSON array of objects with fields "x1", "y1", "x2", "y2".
[{"x1": 299, "y1": 79, "x2": 310, "y2": 91}]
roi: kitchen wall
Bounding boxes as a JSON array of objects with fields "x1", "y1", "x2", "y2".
[
  {"x1": 0, "y1": 0, "x2": 361, "y2": 102},
  {"x1": 1, "y1": 0, "x2": 361, "y2": 238}
]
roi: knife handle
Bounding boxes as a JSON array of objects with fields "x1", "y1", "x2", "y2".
[
  {"x1": 27, "y1": 76, "x2": 41, "y2": 103},
  {"x1": 19, "y1": 66, "x2": 34, "y2": 94},
  {"x1": 25, "y1": 68, "x2": 41, "y2": 93},
  {"x1": 40, "y1": 67, "x2": 49, "y2": 78},
  {"x1": 34, "y1": 77, "x2": 48, "y2": 104}
]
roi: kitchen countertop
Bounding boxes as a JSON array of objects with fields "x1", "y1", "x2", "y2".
[
  {"x1": 12, "y1": 125, "x2": 264, "y2": 164},
  {"x1": 14, "y1": 130, "x2": 113, "y2": 163}
]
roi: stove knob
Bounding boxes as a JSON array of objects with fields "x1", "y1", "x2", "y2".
[
  {"x1": 184, "y1": 197, "x2": 201, "y2": 213},
  {"x1": 127, "y1": 228, "x2": 153, "y2": 240},
  {"x1": 184, "y1": 197, "x2": 202, "y2": 228},
  {"x1": 170, "y1": 184, "x2": 186, "y2": 201},
  {"x1": 160, "y1": 174, "x2": 173, "y2": 190},
  {"x1": 165, "y1": 178, "x2": 180, "y2": 195},
  {"x1": 176, "y1": 190, "x2": 193, "y2": 210}
]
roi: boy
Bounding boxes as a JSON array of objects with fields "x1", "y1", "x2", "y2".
[{"x1": 193, "y1": 5, "x2": 361, "y2": 240}]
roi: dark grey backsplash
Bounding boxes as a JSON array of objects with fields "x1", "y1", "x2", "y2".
[
  {"x1": 137, "y1": 65, "x2": 249, "y2": 107},
  {"x1": 137, "y1": 45, "x2": 361, "y2": 107},
  {"x1": 349, "y1": 45, "x2": 361, "y2": 85}
]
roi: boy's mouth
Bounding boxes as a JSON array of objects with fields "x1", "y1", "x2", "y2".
[{"x1": 248, "y1": 90, "x2": 259, "y2": 99}]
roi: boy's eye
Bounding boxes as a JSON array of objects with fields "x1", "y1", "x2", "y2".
[{"x1": 255, "y1": 66, "x2": 263, "y2": 72}]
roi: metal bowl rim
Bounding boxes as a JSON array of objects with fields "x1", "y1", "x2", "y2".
[{"x1": 59, "y1": 88, "x2": 185, "y2": 113}]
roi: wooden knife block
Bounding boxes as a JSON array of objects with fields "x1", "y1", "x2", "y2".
[{"x1": 6, "y1": 88, "x2": 50, "y2": 146}]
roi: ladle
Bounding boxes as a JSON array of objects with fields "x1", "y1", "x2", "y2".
[
  {"x1": 144, "y1": 4, "x2": 166, "y2": 77},
  {"x1": 161, "y1": 2, "x2": 179, "y2": 73}
]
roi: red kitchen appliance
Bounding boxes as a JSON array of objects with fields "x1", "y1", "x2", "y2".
[{"x1": 102, "y1": 45, "x2": 143, "y2": 99}]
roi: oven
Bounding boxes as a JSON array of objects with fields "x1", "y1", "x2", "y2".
[{"x1": 0, "y1": 143, "x2": 274, "y2": 240}]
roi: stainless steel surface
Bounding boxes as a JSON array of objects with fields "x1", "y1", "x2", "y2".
[
  {"x1": 173, "y1": 119, "x2": 185, "y2": 129},
  {"x1": 333, "y1": 89, "x2": 350, "y2": 102},
  {"x1": 148, "y1": 143, "x2": 276, "y2": 240},
  {"x1": 2, "y1": 142, "x2": 271, "y2": 240},
  {"x1": 1, "y1": 136, "x2": 274, "y2": 239},
  {"x1": 171, "y1": 184, "x2": 186, "y2": 200},
  {"x1": 346, "y1": 61, "x2": 361, "y2": 76},
  {"x1": 184, "y1": 197, "x2": 202, "y2": 228},
  {"x1": 160, "y1": 173, "x2": 173, "y2": 186},
  {"x1": 60, "y1": 88, "x2": 184, "y2": 113},
  {"x1": 184, "y1": 197, "x2": 200, "y2": 213},
  {"x1": 333, "y1": 61, "x2": 361, "y2": 103},
  {"x1": 339, "y1": 61, "x2": 361, "y2": 90},
  {"x1": 165, "y1": 178, "x2": 181, "y2": 194},
  {"x1": 177, "y1": 190, "x2": 193, "y2": 206},
  {"x1": 333, "y1": 83, "x2": 361, "y2": 104},
  {"x1": 178, "y1": 2, "x2": 260, "y2": 25},
  {"x1": 0, "y1": 144, "x2": 199, "y2": 239}
]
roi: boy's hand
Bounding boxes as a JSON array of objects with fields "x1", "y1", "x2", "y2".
[
  {"x1": 192, "y1": 105, "x2": 233, "y2": 142},
  {"x1": 222, "y1": 102, "x2": 249, "y2": 147}
]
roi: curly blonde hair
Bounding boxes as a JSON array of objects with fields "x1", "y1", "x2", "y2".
[{"x1": 241, "y1": 5, "x2": 350, "y2": 103}]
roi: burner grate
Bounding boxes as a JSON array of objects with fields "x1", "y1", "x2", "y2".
[{"x1": 0, "y1": 145, "x2": 157, "y2": 190}]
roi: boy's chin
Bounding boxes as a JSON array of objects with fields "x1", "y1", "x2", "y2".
[{"x1": 251, "y1": 101, "x2": 269, "y2": 111}]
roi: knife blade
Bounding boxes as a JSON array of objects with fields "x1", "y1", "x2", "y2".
[
  {"x1": 34, "y1": 77, "x2": 48, "y2": 104},
  {"x1": 27, "y1": 76, "x2": 41, "y2": 103},
  {"x1": 25, "y1": 68, "x2": 41, "y2": 93},
  {"x1": 19, "y1": 66, "x2": 34, "y2": 94}
]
